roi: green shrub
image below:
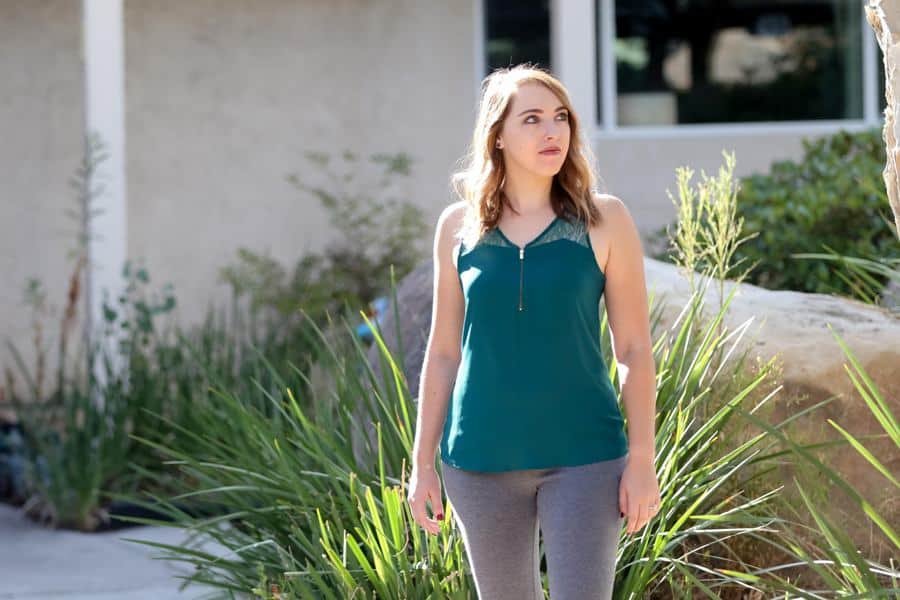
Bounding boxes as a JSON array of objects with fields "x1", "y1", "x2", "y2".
[
  {"x1": 5, "y1": 258, "x2": 177, "y2": 529},
  {"x1": 652, "y1": 128, "x2": 900, "y2": 297},
  {"x1": 248, "y1": 149, "x2": 430, "y2": 325}
]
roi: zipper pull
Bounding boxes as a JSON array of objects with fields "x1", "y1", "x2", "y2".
[{"x1": 518, "y1": 247, "x2": 524, "y2": 311}]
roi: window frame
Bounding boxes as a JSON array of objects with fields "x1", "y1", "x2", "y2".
[{"x1": 476, "y1": 0, "x2": 885, "y2": 138}]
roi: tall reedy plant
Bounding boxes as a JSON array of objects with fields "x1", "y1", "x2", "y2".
[
  {"x1": 112, "y1": 269, "x2": 471, "y2": 597},
  {"x1": 662, "y1": 150, "x2": 900, "y2": 596}
]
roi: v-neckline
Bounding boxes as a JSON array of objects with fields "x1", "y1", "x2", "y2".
[{"x1": 495, "y1": 214, "x2": 560, "y2": 249}]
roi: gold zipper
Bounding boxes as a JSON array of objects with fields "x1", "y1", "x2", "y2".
[{"x1": 518, "y1": 246, "x2": 524, "y2": 311}]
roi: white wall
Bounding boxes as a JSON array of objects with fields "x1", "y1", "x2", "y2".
[
  {"x1": 0, "y1": 1, "x2": 85, "y2": 419},
  {"x1": 124, "y1": 0, "x2": 477, "y2": 326}
]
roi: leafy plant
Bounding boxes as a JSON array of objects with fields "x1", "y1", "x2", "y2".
[
  {"x1": 791, "y1": 246, "x2": 900, "y2": 314},
  {"x1": 4, "y1": 257, "x2": 177, "y2": 529},
  {"x1": 221, "y1": 149, "x2": 429, "y2": 329},
  {"x1": 110, "y1": 270, "x2": 474, "y2": 596},
  {"x1": 664, "y1": 150, "x2": 759, "y2": 306},
  {"x1": 652, "y1": 128, "x2": 900, "y2": 298},
  {"x1": 0, "y1": 134, "x2": 161, "y2": 529}
]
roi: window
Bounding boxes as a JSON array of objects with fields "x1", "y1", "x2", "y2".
[
  {"x1": 485, "y1": 0, "x2": 551, "y2": 74},
  {"x1": 600, "y1": 0, "x2": 866, "y2": 126}
]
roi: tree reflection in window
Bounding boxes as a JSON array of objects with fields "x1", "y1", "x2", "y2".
[{"x1": 605, "y1": 0, "x2": 865, "y2": 125}]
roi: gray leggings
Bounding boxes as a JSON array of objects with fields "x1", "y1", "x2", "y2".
[{"x1": 440, "y1": 453, "x2": 627, "y2": 600}]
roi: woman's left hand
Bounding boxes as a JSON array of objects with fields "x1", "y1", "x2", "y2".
[{"x1": 618, "y1": 454, "x2": 661, "y2": 535}]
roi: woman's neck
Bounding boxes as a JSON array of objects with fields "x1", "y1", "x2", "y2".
[{"x1": 501, "y1": 178, "x2": 554, "y2": 216}]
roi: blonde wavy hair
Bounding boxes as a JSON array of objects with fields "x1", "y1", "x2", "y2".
[{"x1": 451, "y1": 63, "x2": 607, "y2": 249}]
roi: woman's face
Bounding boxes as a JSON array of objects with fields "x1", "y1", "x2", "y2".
[{"x1": 497, "y1": 82, "x2": 571, "y2": 177}]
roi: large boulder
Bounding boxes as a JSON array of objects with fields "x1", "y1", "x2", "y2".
[
  {"x1": 365, "y1": 259, "x2": 433, "y2": 403},
  {"x1": 642, "y1": 259, "x2": 900, "y2": 558},
  {"x1": 642, "y1": 259, "x2": 900, "y2": 405}
]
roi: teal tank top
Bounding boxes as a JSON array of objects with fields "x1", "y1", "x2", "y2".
[{"x1": 439, "y1": 209, "x2": 629, "y2": 472}]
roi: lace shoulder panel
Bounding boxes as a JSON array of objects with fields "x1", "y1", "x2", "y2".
[
  {"x1": 463, "y1": 212, "x2": 591, "y2": 251},
  {"x1": 531, "y1": 214, "x2": 590, "y2": 249}
]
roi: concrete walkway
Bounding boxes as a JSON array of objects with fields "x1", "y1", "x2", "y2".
[{"x1": 0, "y1": 503, "x2": 237, "y2": 599}]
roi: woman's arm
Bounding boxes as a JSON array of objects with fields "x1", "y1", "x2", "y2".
[
  {"x1": 412, "y1": 203, "x2": 466, "y2": 471},
  {"x1": 599, "y1": 195, "x2": 657, "y2": 466}
]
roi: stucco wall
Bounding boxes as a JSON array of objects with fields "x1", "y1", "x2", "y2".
[
  {"x1": 124, "y1": 0, "x2": 477, "y2": 325},
  {"x1": 0, "y1": 1, "x2": 85, "y2": 418}
]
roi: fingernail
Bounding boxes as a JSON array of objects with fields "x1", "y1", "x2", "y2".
[
  {"x1": 437, "y1": 513, "x2": 444, "y2": 520},
  {"x1": 620, "y1": 512, "x2": 624, "y2": 517}
]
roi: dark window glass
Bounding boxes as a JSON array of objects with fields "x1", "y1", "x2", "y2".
[
  {"x1": 601, "y1": 1, "x2": 865, "y2": 125},
  {"x1": 485, "y1": 0, "x2": 551, "y2": 75}
]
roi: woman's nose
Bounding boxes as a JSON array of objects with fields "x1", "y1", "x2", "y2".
[{"x1": 544, "y1": 123, "x2": 561, "y2": 138}]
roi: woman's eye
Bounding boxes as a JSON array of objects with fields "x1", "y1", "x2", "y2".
[{"x1": 525, "y1": 113, "x2": 569, "y2": 123}]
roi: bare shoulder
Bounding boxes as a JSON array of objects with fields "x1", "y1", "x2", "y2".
[
  {"x1": 591, "y1": 192, "x2": 629, "y2": 221},
  {"x1": 586, "y1": 192, "x2": 633, "y2": 273},
  {"x1": 440, "y1": 200, "x2": 468, "y2": 228},
  {"x1": 436, "y1": 200, "x2": 466, "y2": 231},
  {"x1": 435, "y1": 200, "x2": 468, "y2": 266},
  {"x1": 427, "y1": 201, "x2": 468, "y2": 361}
]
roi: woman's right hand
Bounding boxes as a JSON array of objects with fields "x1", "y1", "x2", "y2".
[{"x1": 407, "y1": 463, "x2": 445, "y2": 536}]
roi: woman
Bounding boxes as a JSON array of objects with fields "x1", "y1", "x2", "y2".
[{"x1": 407, "y1": 63, "x2": 660, "y2": 600}]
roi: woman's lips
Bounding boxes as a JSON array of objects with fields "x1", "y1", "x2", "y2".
[{"x1": 539, "y1": 149, "x2": 561, "y2": 155}]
